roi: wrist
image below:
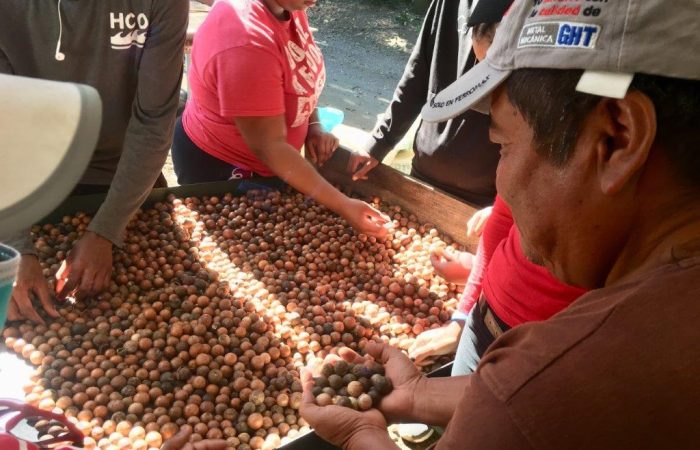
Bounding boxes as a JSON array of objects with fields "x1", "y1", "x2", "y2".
[
  {"x1": 450, "y1": 310, "x2": 469, "y2": 322},
  {"x1": 308, "y1": 121, "x2": 323, "y2": 134},
  {"x1": 84, "y1": 230, "x2": 114, "y2": 246},
  {"x1": 447, "y1": 319, "x2": 465, "y2": 332},
  {"x1": 409, "y1": 375, "x2": 430, "y2": 423},
  {"x1": 344, "y1": 425, "x2": 395, "y2": 450}
]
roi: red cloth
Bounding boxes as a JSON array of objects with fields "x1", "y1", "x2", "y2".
[
  {"x1": 458, "y1": 196, "x2": 515, "y2": 313},
  {"x1": 182, "y1": 0, "x2": 326, "y2": 176},
  {"x1": 458, "y1": 196, "x2": 587, "y2": 327}
]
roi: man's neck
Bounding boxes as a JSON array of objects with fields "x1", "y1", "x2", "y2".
[{"x1": 606, "y1": 190, "x2": 700, "y2": 286}]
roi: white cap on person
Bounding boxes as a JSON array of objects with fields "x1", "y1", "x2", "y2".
[{"x1": 421, "y1": 0, "x2": 700, "y2": 121}]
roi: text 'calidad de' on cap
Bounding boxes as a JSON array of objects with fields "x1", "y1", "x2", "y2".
[{"x1": 421, "y1": 0, "x2": 700, "y2": 122}]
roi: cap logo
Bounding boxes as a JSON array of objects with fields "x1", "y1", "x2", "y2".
[
  {"x1": 429, "y1": 74, "x2": 491, "y2": 109},
  {"x1": 518, "y1": 21, "x2": 600, "y2": 49}
]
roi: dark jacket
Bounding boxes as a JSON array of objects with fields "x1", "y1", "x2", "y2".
[
  {"x1": 0, "y1": 0, "x2": 188, "y2": 251},
  {"x1": 365, "y1": 0, "x2": 499, "y2": 207}
]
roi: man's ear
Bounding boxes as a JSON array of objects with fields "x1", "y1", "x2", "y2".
[{"x1": 594, "y1": 91, "x2": 657, "y2": 195}]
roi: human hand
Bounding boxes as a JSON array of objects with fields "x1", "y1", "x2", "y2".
[
  {"x1": 333, "y1": 343, "x2": 425, "y2": 424},
  {"x1": 340, "y1": 199, "x2": 392, "y2": 239},
  {"x1": 466, "y1": 205, "x2": 493, "y2": 238},
  {"x1": 408, "y1": 321, "x2": 463, "y2": 367},
  {"x1": 430, "y1": 248, "x2": 472, "y2": 285},
  {"x1": 55, "y1": 231, "x2": 113, "y2": 300},
  {"x1": 300, "y1": 362, "x2": 388, "y2": 448},
  {"x1": 8, "y1": 255, "x2": 59, "y2": 324},
  {"x1": 306, "y1": 125, "x2": 340, "y2": 166},
  {"x1": 160, "y1": 429, "x2": 227, "y2": 450},
  {"x1": 347, "y1": 150, "x2": 379, "y2": 181}
]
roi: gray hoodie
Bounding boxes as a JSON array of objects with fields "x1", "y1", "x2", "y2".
[{"x1": 0, "y1": 0, "x2": 188, "y2": 252}]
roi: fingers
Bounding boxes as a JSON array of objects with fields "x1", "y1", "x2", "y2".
[
  {"x1": 364, "y1": 342, "x2": 404, "y2": 366},
  {"x1": 7, "y1": 298, "x2": 20, "y2": 321},
  {"x1": 351, "y1": 159, "x2": 376, "y2": 181},
  {"x1": 89, "y1": 267, "x2": 111, "y2": 296},
  {"x1": 306, "y1": 140, "x2": 318, "y2": 165},
  {"x1": 101, "y1": 271, "x2": 112, "y2": 293},
  {"x1": 192, "y1": 440, "x2": 228, "y2": 450},
  {"x1": 410, "y1": 345, "x2": 437, "y2": 366},
  {"x1": 467, "y1": 207, "x2": 492, "y2": 238},
  {"x1": 414, "y1": 356, "x2": 437, "y2": 367},
  {"x1": 442, "y1": 247, "x2": 457, "y2": 262},
  {"x1": 160, "y1": 429, "x2": 191, "y2": 450},
  {"x1": 9, "y1": 289, "x2": 44, "y2": 324},
  {"x1": 347, "y1": 154, "x2": 363, "y2": 173},
  {"x1": 429, "y1": 250, "x2": 444, "y2": 270},
  {"x1": 299, "y1": 367, "x2": 324, "y2": 424},
  {"x1": 337, "y1": 346, "x2": 365, "y2": 365},
  {"x1": 407, "y1": 335, "x2": 430, "y2": 356},
  {"x1": 55, "y1": 260, "x2": 75, "y2": 299},
  {"x1": 79, "y1": 267, "x2": 98, "y2": 297},
  {"x1": 363, "y1": 204, "x2": 392, "y2": 226},
  {"x1": 318, "y1": 134, "x2": 339, "y2": 166},
  {"x1": 35, "y1": 280, "x2": 59, "y2": 318}
]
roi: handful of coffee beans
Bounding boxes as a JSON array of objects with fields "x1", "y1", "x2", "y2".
[{"x1": 312, "y1": 360, "x2": 392, "y2": 411}]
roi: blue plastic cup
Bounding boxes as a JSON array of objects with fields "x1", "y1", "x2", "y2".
[
  {"x1": 317, "y1": 106, "x2": 345, "y2": 132},
  {"x1": 0, "y1": 244, "x2": 20, "y2": 330}
]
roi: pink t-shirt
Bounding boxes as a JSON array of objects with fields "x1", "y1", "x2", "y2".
[{"x1": 182, "y1": 0, "x2": 326, "y2": 176}]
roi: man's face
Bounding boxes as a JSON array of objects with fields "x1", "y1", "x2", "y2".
[{"x1": 488, "y1": 86, "x2": 618, "y2": 287}]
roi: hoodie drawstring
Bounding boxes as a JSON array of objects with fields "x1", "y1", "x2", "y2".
[{"x1": 55, "y1": 0, "x2": 65, "y2": 61}]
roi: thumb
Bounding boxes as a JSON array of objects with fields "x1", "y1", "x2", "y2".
[
  {"x1": 35, "y1": 282, "x2": 59, "y2": 318},
  {"x1": 160, "y1": 429, "x2": 192, "y2": 450},
  {"x1": 299, "y1": 367, "x2": 325, "y2": 424},
  {"x1": 306, "y1": 140, "x2": 318, "y2": 164},
  {"x1": 364, "y1": 204, "x2": 391, "y2": 225},
  {"x1": 192, "y1": 440, "x2": 228, "y2": 450},
  {"x1": 364, "y1": 342, "x2": 402, "y2": 366}
]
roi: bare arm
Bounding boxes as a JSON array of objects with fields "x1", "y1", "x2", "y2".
[
  {"x1": 236, "y1": 115, "x2": 348, "y2": 210},
  {"x1": 235, "y1": 115, "x2": 389, "y2": 237}
]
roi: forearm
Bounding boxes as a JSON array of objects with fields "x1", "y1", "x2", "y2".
[
  {"x1": 90, "y1": 0, "x2": 187, "y2": 246},
  {"x1": 345, "y1": 428, "x2": 398, "y2": 450},
  {"x1": 365, "y1": 2, "x2": 434, "y2": 161},
  {"x1": 457, "y1": 238, "x2": 487, "y2": 313},
  {"x1": 88, "y1": 130, "x2": 171, "y2": 246},
  {"x1": 407, "y1": 376, "x2": 465, "y2": 426},
  {"x1": 258, "y1": 142, "x2": 348, "y2": 213}
]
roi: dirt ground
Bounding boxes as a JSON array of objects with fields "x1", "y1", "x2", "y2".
[
  {"x1": 163, "y1": 0, "x2": 422, "y2": 186},
  {"x1": 307, "y1": 0, "x2": 421, "y2": 130}
]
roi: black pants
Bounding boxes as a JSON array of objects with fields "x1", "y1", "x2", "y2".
[{"x1": 172, "y1": 116, "x2": 248, "y2": 185}]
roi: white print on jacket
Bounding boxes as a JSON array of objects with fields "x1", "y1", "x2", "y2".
[
  {"x1": 110, "y1": 12, "x2": 149, "y2": 50},
  {"x1": 285, "y1": 17, "x2": 325, "y2": 128}
]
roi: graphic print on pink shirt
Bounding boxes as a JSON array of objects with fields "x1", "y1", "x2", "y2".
[{"x1": 285, "y1": 15, "x2": 325, "y2": 128}]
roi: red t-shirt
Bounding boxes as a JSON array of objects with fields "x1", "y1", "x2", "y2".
[
  {"x1": 459, "y1": 196, "x2": 587, "y2": 327},
  {"x1": 182, "y1": 0, "x2": 326, "y2": 176}
]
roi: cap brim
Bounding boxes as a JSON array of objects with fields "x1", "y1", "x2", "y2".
[{"x1": 421, "y1": 60, "x2": 510, "y2": 122}]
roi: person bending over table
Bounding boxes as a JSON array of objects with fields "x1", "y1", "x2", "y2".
[
  {"x1": 173, "y1": 0, "x2": 389, "y2": 238},
  {"x1": 0, "y1": 0, "x2": 188, "y2": 322}
]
